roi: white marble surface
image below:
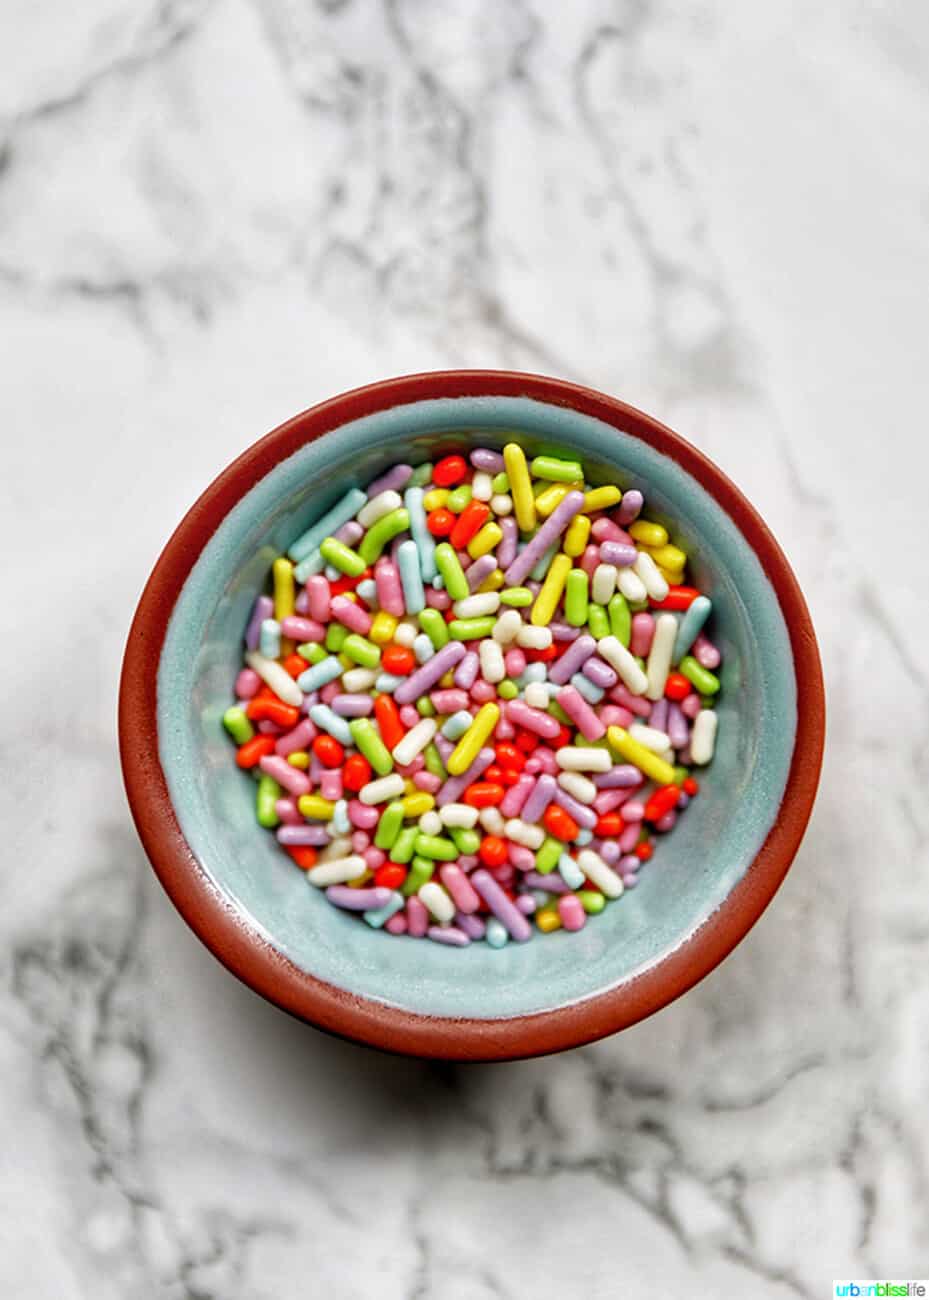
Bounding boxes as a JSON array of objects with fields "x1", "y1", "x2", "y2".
[{"x1": 2, "y1": 1, "x2": 928, "y2": 1296}]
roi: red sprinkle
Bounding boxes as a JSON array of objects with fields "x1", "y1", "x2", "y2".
[
  {"x1": 651, "y1": 586, "x2": 699, "y2": 611},
  {"x1": 286, "y1": 846, "x2": 318, "y2": 870},
  {"x1": 449, "y1": 500, "x2": 490, "y2": 548},
  {"x1": 236, "y1": 735, "x2": 276, "y2": 769},
  {"x1": 644, "y1": 784, "x2": 680, "y2": 822},
  {"x1": 313, "y1": 734, "x2": 344, "y2": 767},
  {"x1": 463, "y1": 782, "x2": 505, "y2": 808},
  {"x1": 342, "y1": 754, "x2": 373, "y2": 792},
  {"x1": 375, "y1": 863, "x2": 407, "y2": 890},
  {"x1": 374, "y1": 695, "x2": 405, "y2": 752},
  {"x1": 382, "y1": 644, "x2": 416, "y2": 675},
  {"x1": 682, "y1": 777, "x2": 699, "y2": 797},
  {"x1": 426, "y1": 508, "x2": 455, "y2": 537},
  {"x1": 543, "y1": 804, "x2": 579, "y2": 841},
  {"x1": 433, "y1": 455, "x2": 467, "y2": 488},
  {"x1": 478, "y1": 836, "x2": 508, "y2": 867}
]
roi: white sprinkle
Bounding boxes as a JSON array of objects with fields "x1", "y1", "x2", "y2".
[
  {"x1": 453, "y1": 592, "x2": 501, "y2": 619},
  {"x1": 480, "y1": 639, "x2": 505, "y2": 684},
  {"x1": 691, "y1": 709, "x2": 718, "y2": 765},
  {"x1": 503, "y1": 818, "x2": 545, "y2": 849},
  {"x1": 576, "y1": 849, "x2": 624, "y2": 899},
  {"x1": 628, "y1": 723, "x2": 672, "y2": 754},
  {"x1": 555, "y1": 747, "x2": 612, "y2": 772},
  {"x1": 597, "y1": 635, "x2": 648, "y2": 696},
  {"x1": 419, "y1": 881, "x2": 456, "y2": 924},
  {"x1": 439, "y1": 802, "x2": 479, "y2": 829},
  {"x1": 645, "y1": 612, "x2": 677, "y2": 701},
  {"x1": 633, "y1": 551, "x2": 669, "y2": 602},
  {"x1": 359, "y1": 774, "x2": 406, "y2": 805},
  {"x1": 492, "y1": 610, "x2": 523, "y2": 645},
  {"x1": 490, "y1": 493, "x2": 513, "y2": 515},
  {"x1": 342, "y1": 667, "x2": 378, "y2": 692},
  {"x1": 591, "y1": 563, "x2": 617, "y2": 605},
  {"x1": 479, "y1": 806, "x2": 505, "y2": 835},
  {"x1": 516, "y1": 624, "x2": 552, "y2": 650},
  {"x1": 244, "y1": 651, "x2": 303, "y2": 707},
  {"x1": 392, "y1": 717, "x2": 437, "y2": 766},
  {"x1": 418, "y1": 810, "x2": 443, "y2": 836},
  {"x1": 617, "y1": 567, "x2": 648, "y2": 603},
  {"x1": 471, "y1": 471, "x2": 494, "y2": 501},
  {"x1": 524, "y1": 681, "x2": 550, "y2": 710},
  {"x1": 307, "y1": 855, "x2": 367, "y2": 886},
  {"x1": 393, "y1": 620, "x2": 418, "y2": 647},
  {"x1": 556, "y1": 771, "x2": 597, "y2": 804},
  {"x1": 356, "y1": 490, "x2": 403, "y2": 529}
]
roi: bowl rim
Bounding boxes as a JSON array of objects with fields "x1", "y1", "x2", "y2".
[{"x1": 119, "y1": 369, "x2": 825, "y2": 1061}]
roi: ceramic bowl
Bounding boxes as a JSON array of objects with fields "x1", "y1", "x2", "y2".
[{"x1": 119, "y1": 371, "x2": 824, "y2": 1060}]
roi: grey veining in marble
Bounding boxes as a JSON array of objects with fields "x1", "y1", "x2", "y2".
[{"x1": 2, "y1": 1, "x2": 928, "y2": 1296}]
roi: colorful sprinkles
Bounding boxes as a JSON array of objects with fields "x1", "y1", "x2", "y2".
[{"x1": 224, "y1": 446, "x2": 722, "y2": 946}]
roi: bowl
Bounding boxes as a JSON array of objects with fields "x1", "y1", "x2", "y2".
[{"x1": 119, "y1": 370, "x2": 825, "y2": 1060}]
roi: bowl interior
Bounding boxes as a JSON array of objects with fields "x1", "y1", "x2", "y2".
[{"x1": 157, "y1": 395, "x2": 796, "y2": 1019}]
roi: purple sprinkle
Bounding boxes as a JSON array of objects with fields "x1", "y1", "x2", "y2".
[
  {"x1": 326, "y1": 886, "x2": 394, "y2": 911},
  {"x1": 650, "y1": 698, "x2": 669, "y2": 733},
  {"x1": 453, "y1": 650, "x2": 480, "y2": 690},
  {"x1": 497, "y1": 516, "x2": 519, "y2": 569},
  {"x1": 277, "y1": 825, "x2": 331, "y2": 846},
  {"x1": 593, "y1": 765, "x2": 643, "y2": 789},
  {"x1": 581, "y1": 655, "x2": 617, "y2": 689},
  {"x1": 599, "y1": 841, "x2": 621, "y2": 863},
  {"x1": 464, "y1": 554, "x2": 497, "y2": 591},
  {"x1": 471, "y1": 870, "x2": 532, "y2": 941},
  {"x1": 434, "y1": 734, "x2": 455, "y2": 764},
  {"x1": 549, "y1": 621, "x2": 581, "y2": 643},
  {"x1": 515, "y1": 894, "x2": 536, "y2": 915},
  {"x1": 294, "y1": 589, "x2": 310, "y2": 615},
  {"x1": 619, "y1": 854, "x2": 640, "y2": 873},
  {"x1": 548, "y1": 634, "x2": 597, "y2": 685},
  {"x1": 367, "y1": 464, "x2": 413, "y2": 497},
  {"x1": 521, "y1": 773, "x2": 557, "y2": 823},
  {"x1": 616, "y1": 489, "x2": 643, "y2": 525},
  {"x1": 245, "y1": 594, "x2": 273, "y2": 651},
  {"x1": 470, "y1": 448, "x2": 505, "y2": 473},
  {"x1": 331, "y1": 693, "x2": 374, "y2": 718},
  {"x1": 335, "y1": 520, "x2": 364, "y2": 545},
  {"x1": 437, "y1": 747, "x2": 495, "y2": 806},
  {"x1": 600, "y1": 541, "x2": 637, "y2": 567},
  {"x1": 655, "y1": 810, "x2": 677, "y2": 833},
  {"x1": 523, "y1": 872, "x2": 570, "y2": 894},
  {"x1": 427, "y1": 925, "x2": 471, "y2": 947},
  {"x1": 455, "y1": 911, "x2": 486, "y2": 940},
  {"x1": 552, "y1": 787, "x2": 598, "y2": 829},
  {"x1": 393, "y1": 640, "x2": 466, "y2": 705},
  {"x1": 504, "y1": 490, "x2": 586, "y2": 587},
  {"x1": 667, "y1": 702, "x2": 689, "y2": 749}
]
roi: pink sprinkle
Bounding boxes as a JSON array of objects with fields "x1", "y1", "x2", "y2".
[
  {"x1": 579, "y1": 544, "x2": 600, "y2": 577},
  {"x1": 348, "y1": 800, "x2": 379, "y2": 830},
  {"x1": 439, "y1": 864, "x2": 481, "y2": 913},
  {"x1": 681, "y1": 692, "x2": 702, "y2": 719},
  {"x1": 281, "y1": 615, "x2": 326, "y2": 643},
  {"x1": 495, "y1": 717, "x2": 515, "y2": 740},
  {"x1": 471, "y1": 680, "x2": 496, "y2": 703},
  {"x1": 363, "y1": 847, "x2": 385, "y2": 870},
  {"x1": 558, "y1": 894, "x2": 586, "y2": 932},
  {"x1": 319, "y1": 770, "x2": 342, "y2": 801},
  {"x1": 508, "y1": 844, "x2": 535, "y2": 871},
  {"x1": 320, "y1": 680, "x2": 340, "y2": 705},
  {"x1": 275, "y1": 798, "x2": 303, "y2": 826},
  {"x1": 610, "y1": 684, "x2": 652, "y2": 718},
  {"x1": 504, "y1": 648, "x2": 526, "y2": 678},
  {"x1": 623, "y1": 800, "x2": 645, "y2": 823},
  {"x1": 375, "y1": 558, "x2": 405, "y2": 616},
  {"x1": 619, "y1": 823, "x2": 641, "y2": 853},
  {"x1": 425, "y1": 587, "x2": 451, "y2": 610},
  {"x1": 351, "y1": 831, "x2": 370, "y2": 852},
  {"x1": 599, "y1": 704, "x2": 634, "y2": 729},
  {"x1": 630, "y1": 613, "x2": 655, "y2": 657},
  {"x1": 258, "y1": 754, "x2": 311, "y2": 797},
  {"x1": 407, "y1": 896, "x2": 429, "y2": 938},
  {"x1": 385, "y1": 913, "x2": 408, "y2": 935},
  {"x1": 330, "y1": 595, "x2": 372, "y2": 635},
  {"x1": 413, "y1": 771, "x2": 442, "y2": 793},
  {"x1": 399, "y1": 705, "x2": 420, "y2": 728},
  {"x1": 275, "y1": 718, "x2": 316, "y2": 756},
  {"x1": 235, "y1": 668, "x2": 261, "y2": 700},
  {"x1": 305, "y1": 575, "x2": 331, "y2": 622},
  {"x1": 557, "y1": 685, "x2": 606, "y2": 741},
  {"x1": 431, "y1": 689, "x2": 469, "y2": 714},
  {"x1": 692, "y1": 632, "x2": 721, "y2": 670}
]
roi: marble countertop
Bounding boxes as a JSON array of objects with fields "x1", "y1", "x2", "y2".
[{"x1": 2, "y1": 1, "x2": 927, "y2": 1296}]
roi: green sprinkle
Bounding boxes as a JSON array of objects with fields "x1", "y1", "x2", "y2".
[
  {"x1": 500, "y1": 586, "x2": 533, "y2": 608},
  {"x1": 223, "y1": 706, "x2": 253, "y2": 745},
  {"x1": 535, "y1": 836, "x2": 563, "y2": 875},
  {"x1": 419, "y1": 607, "x2": 450, "y2": 649},
  {"x1": 297, "y1": 642, "x2": 327, "y2": 664},
  {"x1": 679, "y1": 655, "x2": 720, "y2": 695},
  {"x1": 424, "y1": 743, "x2": 447, "y2": 779},
  {"x1": 608, "y1": 592, "x2": 631, "y2": 646},
  {"x1": 358, "y1": 508, "x2": 410, "y2": 564},
  {"x1": 577, "y1": 889, "x2": 606, "y2": 915},
  {"x1": 417, "y1": 697, "x2": 437, "y2": 717},
  {"x1": 390, "y1": 826, "x2": 419, "y2": 865},
  {"x1": 403, "y1": 856, "x2": 435, "y2": 895},
  {"x1": 587, "y1": 603, "x2": 609, "y2": 639},
  {"x1": 326, "y1": 623, "x2": 348, "y2": 652},
  {"x1": 446, "y1": 484, "x2": 472, "y2": 513},
  {"x1": 374, "y1": 801, "x2": 405, "y2": 850},
  {"x1": 348, "y1": 718, "x2": 393, "y2": 775},
  {"x1": 547, "y1": 700, "x2": 571, "y2": 726},
  {"x1": 414, "y1": 834, "x2": 458, "y2": 861},
  {"x1": 564, "y1": 568, "x2": 589, "y2": 627},
  {"x1": 341, "y1": 633, "x2": 381, "y2": 668},
  {"x1": 498, "y1": 679, "x2": 518, "y2": 700},
  {"x1": 531, "y1": 455, "x2": 584, "y2": 483},
  {"x1": 448, "y1": 617, "x2": 496, "y2": 640},
  {"x1": 449, "y1": 827, "x2": 480, "y2": 856},
  {"x1": 320, "y1": 536, "x2": 366, "y2": 577},
  {"x1": 256, "y1": 775, "x2": 281, "y2": 828},
  {"x1": 491, "y1": 471, "x2": 510, "y2": 493},
  {"x1": 409, "y1": 463, "x2": 433, "y2": 488},
  {"x1": 434, "y1": 543, "x2": 469, "y2": 601}
]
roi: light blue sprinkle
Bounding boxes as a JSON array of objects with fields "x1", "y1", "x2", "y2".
[
  {"x1": 288, "y1": 488, "x2": 367, "y2": 562},
  {"x1": 442, "y1": 710, "x2": 473, "y2": 741},
  {"x1": 259, "y1": 618, "x2": 281, "y2": 660},
  {"x1": 530, "y1": 543, "x2": 558, "y2": 582},
  {"x1": 431, "y1": 574, "x2": 445, "y2": 591},
  {"x1": 332, "y1": 798, "x2": 350, "y2": 835},
  {"x1": 355, "y1": 579, "x2": 378, "y2": 606},
  {"x1": 308, "y1": 704, "x2": 353, "y2": 745},
  {"x1": 516, "y1": 663, "x2": 547, "y2": 688},
  {"x1": 673, "y1": 596, "x2": 711, "y2": 663},
  {"x1": 297, "y1": 656, "x2": 343, "y2": 692},
  {"x1": 363, "y1": 891, "x2": 405, "y2": 928},
  {"x1": 558, "y1": 853, "x2": 585, "y2": 889},
  {"x1": 413, "y1": 633, "x2": 435, "y2": 664},
  {"x1": 397, "y1": 539, "x2": 426, "y2": 614},
  {"x1": 530, "y1": 889, "x2": 552, "y2": 909},
  {"x1": 571, "y1": 672, "x2": 603, "y2": 704},
  {"x1": 485, "y1": 918, "x2": 509, "y2": 948},
  {"x1": 574, "y1": 828, "x2": 593, "y2": 847},
  {"x1": 374, "y1": 672, "x2": 403, "y2": 693},
  {"x1": 293, "y1": 550, "x2": 325, "y2": 584},
  {"x1": 405, "y1": 486, "x2": 437, "y2": 581},
  {"x1": 324, "y1": 564, "x2": 341, "y2": 582}
]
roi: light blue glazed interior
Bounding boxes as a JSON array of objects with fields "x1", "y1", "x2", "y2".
[{"x1": 157, "y1": 396, "x2": 796, "y2": 1019}]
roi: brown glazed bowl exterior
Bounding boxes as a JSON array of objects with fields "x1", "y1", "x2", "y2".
[{"x1": 119, "y1": 371, "x2": 825, "y2": 1060}]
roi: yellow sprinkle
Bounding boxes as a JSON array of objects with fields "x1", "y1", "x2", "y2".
[
  {"x1": 423, "y1": 488, "x2": 450, "y2": 511},
  {"x1": 297, "y1": 794, "x2": 335, "y2": 820},
  {"x1": 659, "y1": 565, "x2": 685, "y2": 586},
  {"x1": 338, "y1": 653, "x2": 354, "y2": 670},
  {"x1": 402, "y1": 780, "x2": 420, "y2": 798},
  {"x1": 535, "y1": 907, "x2": 562, "y2": 933},
  {"x1": 606, "y1": 726, "x2": 676, "y2": 785},
  {"x1": 584, "y1": 485, "x2": 622, "y2": 512},
  {"x1": 648, "y1": 542, "x2": 687, "y2": 571},
  {"x1": 447, "y1": 702, "x2": 500, "y2": 775},
  {"x1": 563, "y1": 514, "x2": 591, "y2": 558},
  {"x1": 531, "y1": 553, "x2": 572, "y2": 627},
  {"x1": 477, "y1": 568, "x2": 505, "y2": 594},
  {"x1": 503, "y1": 443, "x2": 536, "y2": 533},
  {"x1": 402, "y1": 792, "x2": 435, "y2": 818},
  {"x1": 629, "y1": 520, "x2": 668, "y2": 548},
  {"x1": 273, "y1": 557, "x2": 295, "y2": 621},
  {"x1": 286, "y1": 751, "x2": 310, "y2": 770},
  {"x1": 467, "y1": 522, "x2": 503, "y2": 559},
  {"x1": 440, "y1": 670, "x2": 456, "y2": 688},
  {"x1": 369, "y1": 611, "x2": 398, "y2": 645},
  {"x1": 347, "y1": 869, "x2": 374, "y2": 889},
  {"x1": 535, "y1": 482, "x2": 583, "y2": 518}
]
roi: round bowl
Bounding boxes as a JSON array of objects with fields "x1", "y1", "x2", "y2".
[{"x1": 119, "y1": 370, "x2": 824, "y2": 1060}]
